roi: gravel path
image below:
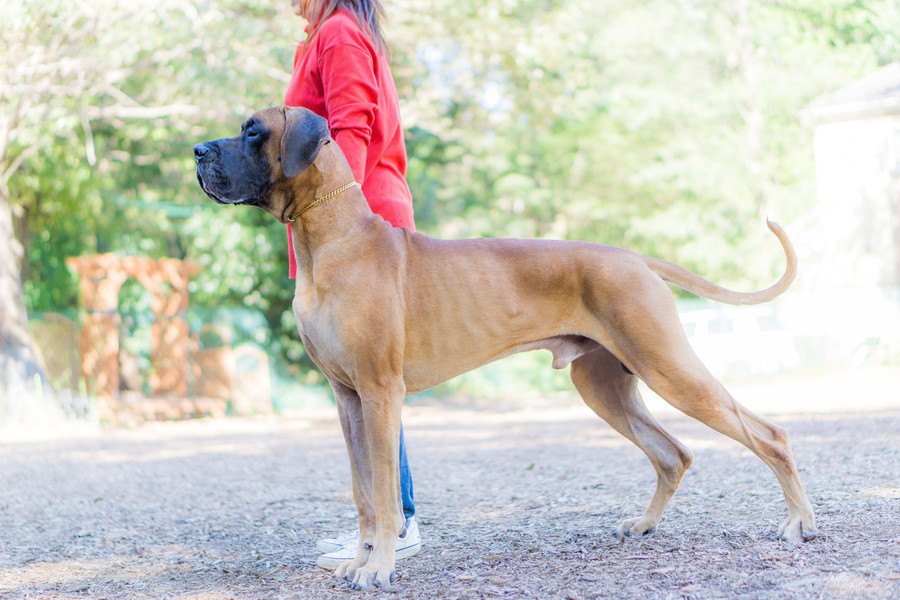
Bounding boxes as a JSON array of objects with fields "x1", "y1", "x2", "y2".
[{"x1": 1, "y1": 385, "x2": 898, "y2": 599}]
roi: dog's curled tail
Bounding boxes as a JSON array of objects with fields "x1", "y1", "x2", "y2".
[{"x1": 642, "y1": 219, "x2": 797, "y2": 305}]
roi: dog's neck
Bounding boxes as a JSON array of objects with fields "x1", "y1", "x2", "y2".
[
  {"x1": 289, "y1": 186, "x2": 375, "y2": 265},
  {"x1": 283, "y1": 144, "x2": 380, "y2": 276}
]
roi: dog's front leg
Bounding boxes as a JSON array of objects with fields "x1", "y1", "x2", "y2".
[
  {"x1": 350, "y1": 378, "x2": 405, "y2": 592},
  {"x1": 329, "y1": 379, "x2": 376, "y2": 582}
]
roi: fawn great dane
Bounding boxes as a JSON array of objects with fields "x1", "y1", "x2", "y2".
[{"x1": 195, "y1": 107, "x2": 817, "y2": 591}]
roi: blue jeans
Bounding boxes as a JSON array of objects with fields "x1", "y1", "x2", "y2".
[{"x1": 399, "y1": 423, "x2": 415, "y2": 520}]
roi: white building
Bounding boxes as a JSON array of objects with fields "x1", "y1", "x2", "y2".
[
  {"x1": 799, "y1": 61, "x2": 900, "y2": 291},
  {"x1": 786, "y1": 62, "x2": 900, "y2": 365}
]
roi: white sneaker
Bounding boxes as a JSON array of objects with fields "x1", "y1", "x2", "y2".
[
  {"x1": 316, "y1": 529, "x2": 358, "y2": 554},
  {"x1": 316, "y1": 517, "x2": 421, "y2": 570}
]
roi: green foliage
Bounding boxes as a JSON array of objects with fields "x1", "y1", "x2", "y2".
[{"x1": 6, "y1": 0, "x2": 895, "y2": 395}]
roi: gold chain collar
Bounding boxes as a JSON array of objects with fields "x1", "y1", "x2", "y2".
[{"x1": 286, "y1": 181, "x2": 359, "y2": 223}]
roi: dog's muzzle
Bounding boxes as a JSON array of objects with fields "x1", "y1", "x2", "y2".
[{"x1": 194, "y1": 144, "x2": 227, "y2": 204}]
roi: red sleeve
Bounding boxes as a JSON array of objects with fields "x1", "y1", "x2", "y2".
[{"x1": 318, "y1": 43, "x2": 378, "y2": 183}]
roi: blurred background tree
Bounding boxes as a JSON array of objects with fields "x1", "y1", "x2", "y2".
[{"x1": 2, "y1": 0, "x2": 897, "y2": 405}]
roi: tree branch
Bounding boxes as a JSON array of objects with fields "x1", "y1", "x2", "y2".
[
  {"x1": 0, "y1": 145, "x2": 39, "y2": 188},
  {"x1": 84, "y1": 103, "x2": 200, "y2": 120},
  {"x1": 80, "y1": 113, "x2": 96, "y2": 166}
]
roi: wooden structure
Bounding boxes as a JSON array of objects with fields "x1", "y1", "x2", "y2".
[{"x1": 66, "y1": 254, "x2": 200, "y2": 417}]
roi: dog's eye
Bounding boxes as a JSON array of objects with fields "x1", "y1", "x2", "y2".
[{"x1": 246, "y1": 130, "x2": 260, "y2": 140}]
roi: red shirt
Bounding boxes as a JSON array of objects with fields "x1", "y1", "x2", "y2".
[{"x1": 284, "y1": 9, "x2": 415, "y2": 278}]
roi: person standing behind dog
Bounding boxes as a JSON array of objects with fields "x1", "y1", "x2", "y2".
[{"x1": 284, "y1": 0, "x2": 421, "y2": 570}]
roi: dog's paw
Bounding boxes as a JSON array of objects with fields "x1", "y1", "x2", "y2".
[
  {"x1": 334, "y1": 556, "x2": 367, "y2": 582},
  {"x1": 777, "y1": 513, "x2": 817, "y2": 544},
  {"x1": 334, "y1": 561, "x2": 351, "y2": 580},
  {"x1": 615, "y1": 515, "x2": 658, "y2": 541},
  {"x1": 351, "y1": 564, "x2": 398, "y2": 592}
]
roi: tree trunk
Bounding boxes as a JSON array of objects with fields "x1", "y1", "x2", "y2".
[{"x1": 0, "y1": 187, "x2": 50, "y2": 423}]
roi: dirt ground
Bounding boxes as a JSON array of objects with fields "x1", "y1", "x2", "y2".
[{"x1": 1, "y1": 368, "x2": 898, "y2": 599}]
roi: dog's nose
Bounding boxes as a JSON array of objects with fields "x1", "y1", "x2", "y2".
[{"x1": 194, "y1": 143, "x2": 210, "y2": 162}]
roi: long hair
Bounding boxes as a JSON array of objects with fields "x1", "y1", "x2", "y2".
[{"x1": 305, "y1": 0, "x2": 389, "y2": 58}]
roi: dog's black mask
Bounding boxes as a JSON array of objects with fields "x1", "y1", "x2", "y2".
[
  {"x1": 194, "y1": 108, "x2": 330, "y2": 210},
  {"x1": 194, "y1": 117, "x2": 273, "y2": 207}
]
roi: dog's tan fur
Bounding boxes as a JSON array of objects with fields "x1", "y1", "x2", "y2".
[{"x1": 201, "y1": 108, "x2": 817, "y2": 591}]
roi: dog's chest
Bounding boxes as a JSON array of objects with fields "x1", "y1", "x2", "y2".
[{"x1": 293, "y1": 305, "x2": 354, "y2": 386}]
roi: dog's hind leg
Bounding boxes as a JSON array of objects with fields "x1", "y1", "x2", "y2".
[
  {"x1": 639, "y1": 361, "x2": 818, "y2": 543},
  {"x1": 599, "y1": 272, "x2": 817, "y2": 543},
  {"x1": 570, "y1": 346, "x2": 693, "y2": 540}
]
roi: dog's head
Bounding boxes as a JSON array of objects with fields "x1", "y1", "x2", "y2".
[{"x1": 194, "y1": 106, "x2": 332, "y2": 222}]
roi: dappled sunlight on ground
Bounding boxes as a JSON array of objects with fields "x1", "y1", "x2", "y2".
[
  {"x1": 861, "y1": 486, "x2": 900, "y2": 499},
  {"x1": 0, "y1": 558, "x2": 137, "y2": 589}
]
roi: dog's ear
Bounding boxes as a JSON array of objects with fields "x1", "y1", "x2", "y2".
[{"x1": 281, "y1": 107, "x2": 330, "y2": 179}]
